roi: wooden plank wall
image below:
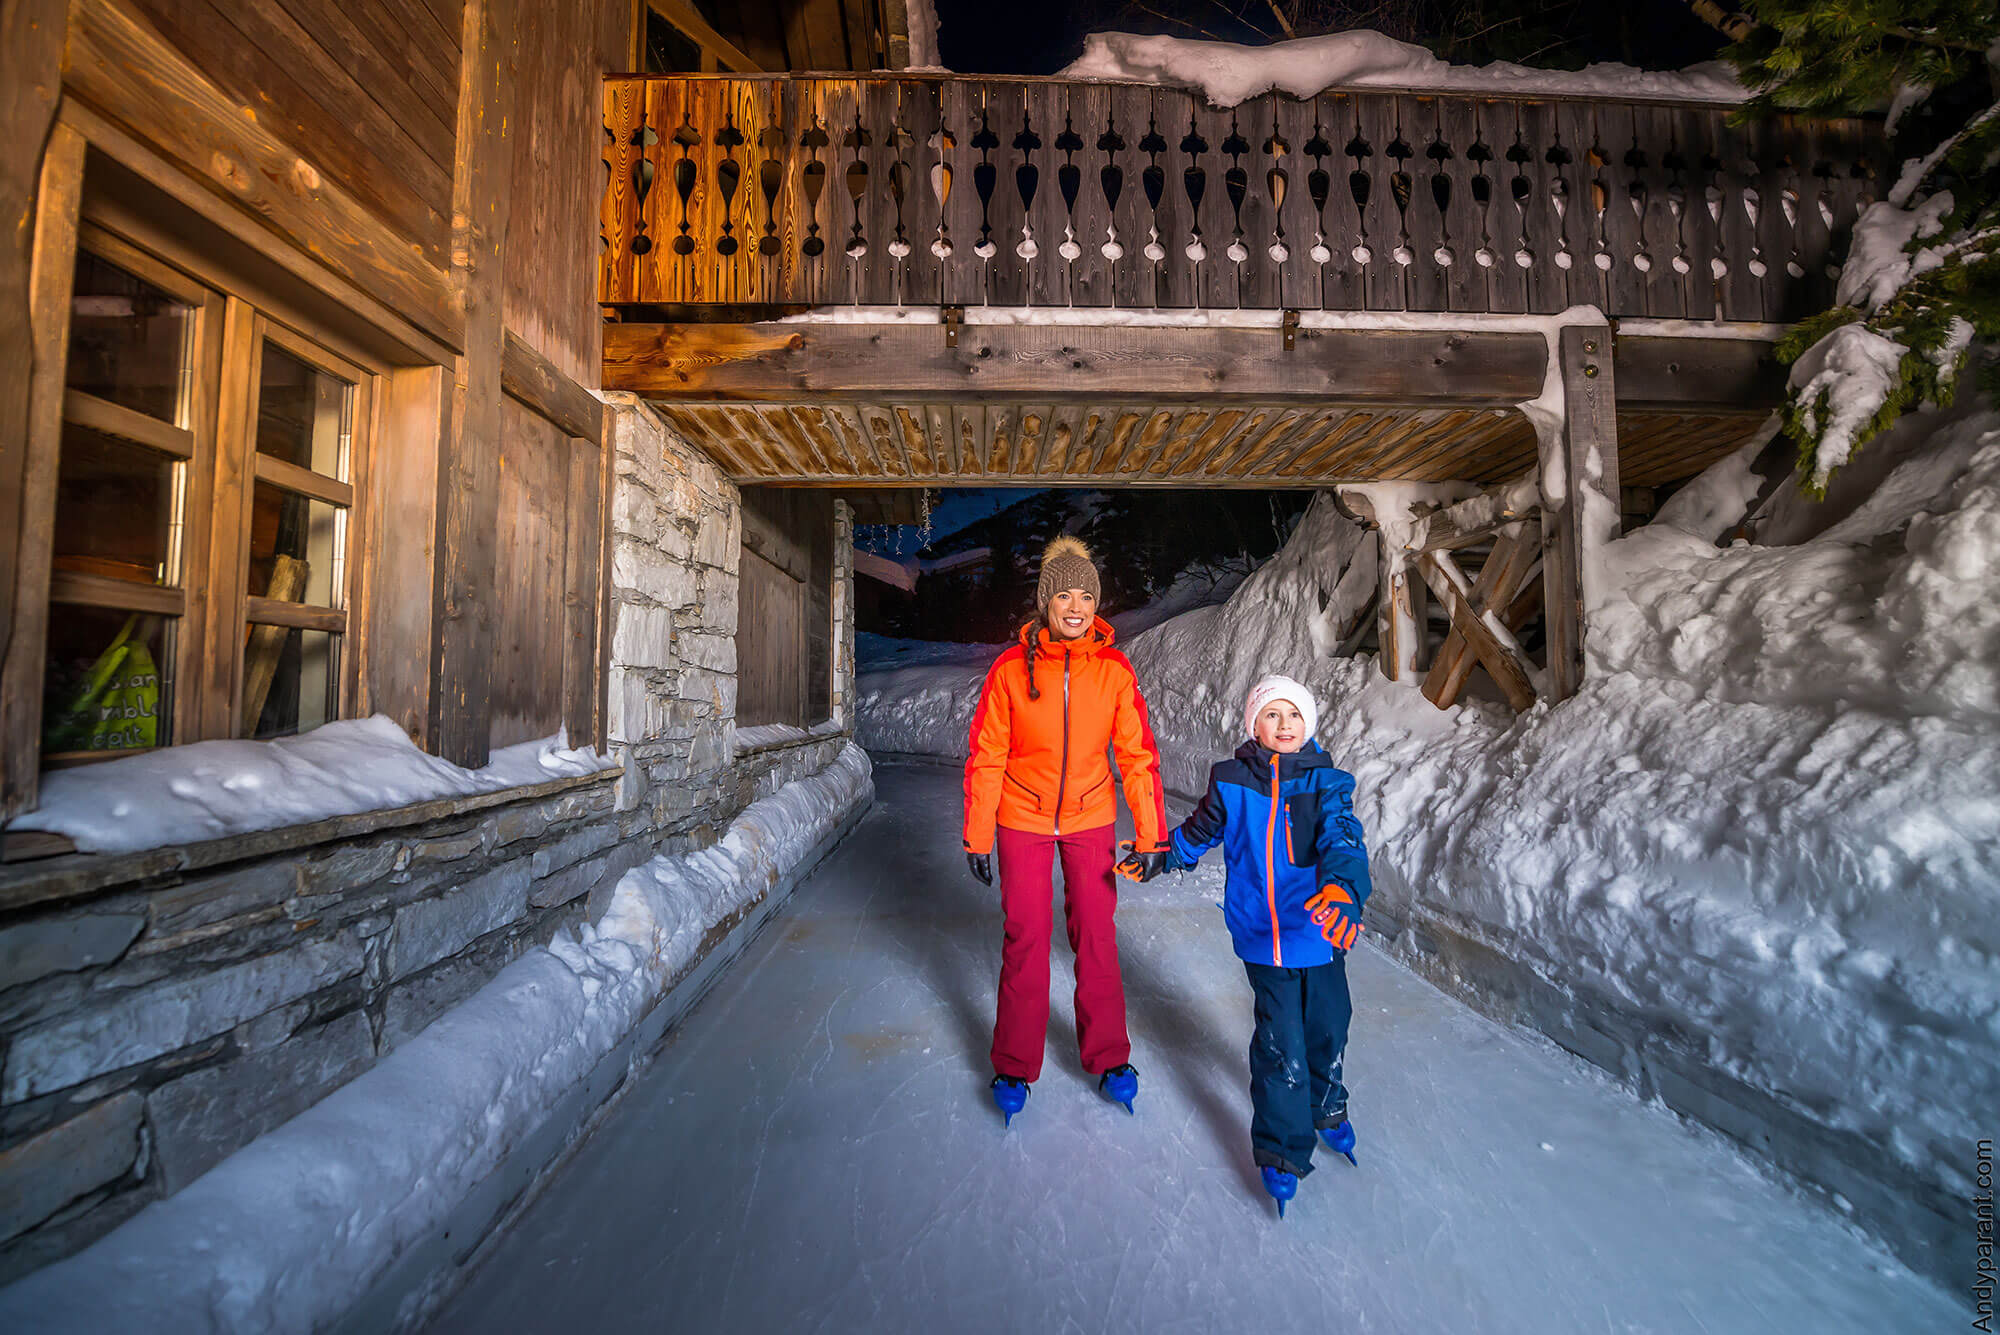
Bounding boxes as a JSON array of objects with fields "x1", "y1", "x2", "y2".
[
  {"x1": 504, "y1": 0, "x2": 628, "y2": 388},
  {"x1": 124, "y1": 0, "x2": 464, "y2": 268},
  {"x1": 2, "y1": 0, "x2": 624, "y2": 797},
  {"x1": 737, "y1": 486, "x2": 833, "y2": 728}
]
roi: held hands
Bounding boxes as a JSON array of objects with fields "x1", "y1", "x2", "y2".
[
  {"x1": 1115, "y1": 842, "x2": 1180, "y2": 883},
  {"x1": 967, "y1": 851, "x2": 993, "y2": 886},
  {"x1": 1305, "y1": 883, "x2": 1364, "y2": 952}
]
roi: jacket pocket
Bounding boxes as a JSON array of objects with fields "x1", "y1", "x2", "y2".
[
  {"x1": 1004, "y1": 771, "x2": 1045, "y2": 811},
  {"x1": 1068, "y1": 772, "x2": 1110, "y2": 810},
  {"x1": 1284, "y1": 792, "x2": 1319, "y2": 868}
]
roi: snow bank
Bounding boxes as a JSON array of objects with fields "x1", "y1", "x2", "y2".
[
  {"x1": 6, "y1": 716, "x2": 614, "y2": 855},
  {"x1": 0, "y1": 744, "x2": 873, "y2": 1335},
  {"x1": 1060, "y1": 29, "x2": 1746, "y2": 108},
  {"x1": 857, "y1": 407, "x2": 2000, "y2": 1210}
]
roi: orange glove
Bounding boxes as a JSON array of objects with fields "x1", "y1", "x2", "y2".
[{"x1": 1305, "y1": 883, "x2": 1364, "y2": 952}]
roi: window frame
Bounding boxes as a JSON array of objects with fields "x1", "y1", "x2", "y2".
[{"x1": 40, "y1": 202, "x2": 382, "y2": 763}]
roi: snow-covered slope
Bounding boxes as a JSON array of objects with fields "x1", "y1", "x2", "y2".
[{"x1": 856, "y1": 405, "x2": 2000, "y2": 1229}]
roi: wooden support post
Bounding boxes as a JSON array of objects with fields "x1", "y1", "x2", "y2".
[
  {"x1": 429, "y1": 0, "x2": 516, "y2": 766},
  {"x1": 0, "y1": 0, "x2": 68, "y2": 819},
  {"x1": 1, "y1": 110, "x2": 81, "y2": 820},
  {"x1": 1541, "y1": 324, "x2": 1619, "y2": 702},
  {"x1": 1415, "y1": 549, "x2": 1541, "y2": 713},
  {"x1": 1376, "y1": 532, "x2": 1419, "y2": 683},
  {"x1": 561, "y1": 434, "x2": 604, "y2": 750},
  {"x1": 1422, "y1": 524, "x2": 1542, "y2": 708}
]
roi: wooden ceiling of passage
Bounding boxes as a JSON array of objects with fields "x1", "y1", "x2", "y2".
[{"x1": 651, "y1": 402, "x2": 1765, "y2": 490}]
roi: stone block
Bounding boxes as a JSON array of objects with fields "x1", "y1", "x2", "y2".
[
  {"x1": 529, "y1": 823, "x2": 620, "y2": 880},
  {"x1": 386, "y1": 863, "x2": 530, "y2": 981},
  {"x1": 678, "y1": 631, "x2": 735, "y2": 674},
  {"x1": 694, "y1": 508, "x2": 732, "y2": 568},
  {"x1": 381, "y1": 951, "x2": 503, "y2": 1052},
  {"x1": 490, "y1": 803, "x2": 553, "y2": 848},
  {"x1": 612, "y1": 604, "x2": 677, "y2": 671},
  {"x1": 542, "y1": 838, "x2": 649, "y2": 911},
  {"x1": 4, "y1": 936, "x2": 364, "y2": 1103},
  {"x1": 0, "y1": 914, "x2": 145, "y2": 992},
  {"x1": 689, "y1": 722, "x2": 731, "y2": 776},
  {"x1": 148, "y1": 1011, "x2": 374, "y2": 1193},
  {"x1": 0, "y1": 1093, "x2": 144, "y2": 1243},
  {"x1": 408, "y1": 826, "x2": 488, "y2": 863},
  {"x1": 697, "y1": 569, "x2": 740, "y2": 634},
  {"x1": 147, "y1": 862, "x2": 304, "y2": 941}
]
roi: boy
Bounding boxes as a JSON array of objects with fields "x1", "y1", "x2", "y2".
[{"x1": 1121, "y1": 674, "x2": 1370, "y2": 1216}]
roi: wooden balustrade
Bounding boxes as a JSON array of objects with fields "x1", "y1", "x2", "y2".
[{"x1": 600, "y1": 74, "x2": 1880, "y2": 321}]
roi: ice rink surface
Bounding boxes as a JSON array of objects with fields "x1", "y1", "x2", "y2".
[{"x1": 427, "y1": 763, "x2": 1960, "y2": 1335}]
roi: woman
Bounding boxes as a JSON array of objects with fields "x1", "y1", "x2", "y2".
[{"x1": 962, "y1": 536, "x2": 1172, "y2": 1124}]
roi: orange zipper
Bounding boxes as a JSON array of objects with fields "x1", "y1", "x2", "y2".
[{"x1": 1265, "y1": 755, "x2": 1283, "y2": 967}]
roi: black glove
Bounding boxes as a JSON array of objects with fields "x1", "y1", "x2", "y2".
[
  {"x1": 1115, "y1": 846, "x2": 1174, "y2": 882},
  {"x1": 967, "y1": 851, "x2": 993, "y2": 885}
]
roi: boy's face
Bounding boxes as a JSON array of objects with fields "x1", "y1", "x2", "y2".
[{"x1": 1255, "y1": 700, "x2": 1307, "y2": 753}]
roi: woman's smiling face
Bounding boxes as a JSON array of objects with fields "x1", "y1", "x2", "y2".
[{"x1": 1047, "y1": 588, "x2": 1096, "y2": 640}]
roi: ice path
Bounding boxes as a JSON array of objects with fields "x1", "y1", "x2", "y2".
[{"x1": 427, "y1": 763, "x2": 1956, "y2": 1334}]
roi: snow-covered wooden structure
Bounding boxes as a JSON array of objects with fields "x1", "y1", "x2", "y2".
[{"x1": 600, "y1": 72, "x2": 1879, "y2": 708}]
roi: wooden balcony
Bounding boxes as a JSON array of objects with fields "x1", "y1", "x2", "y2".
[{"x1": 599, "y1": 73, "x2": 1879, "y2": 320}]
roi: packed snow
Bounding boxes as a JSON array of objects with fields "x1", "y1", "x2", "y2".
[
  {"x1": 0, "y1": 744, "x2": 873, "y2": 1335},
  {"x1": 425, "y1": 764, "x2": 1958, "y2": 1334},
  {"x1": 1058, "y1": 29, "x2": 1747, "y2": 108},
  {"x1": 855, "y1": 403, "x2": 2000, "y2": 1237},
  {"x1": 4, "y1": 715, "x2": 615, "y2": 855}
]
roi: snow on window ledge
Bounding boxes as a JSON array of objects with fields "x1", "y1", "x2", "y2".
[
  {"x1": 732, "y1": 719, "x2": 848, "y2": 758},
  {"x1": 4, "y1": 715, "x2": 617, "y2": 860}
]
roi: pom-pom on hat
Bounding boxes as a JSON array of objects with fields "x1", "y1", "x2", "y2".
[
  {"x1": 1036, "y1": 535, "x2": 1101, "y2": 612},
  {"x1": 1244, "y1": 674, "x2": 1318, "y2": 741}
]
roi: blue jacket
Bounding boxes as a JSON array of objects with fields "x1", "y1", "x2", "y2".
[{"x1": 1170, "y1": 739, "x2": 1371, "y2": 968}]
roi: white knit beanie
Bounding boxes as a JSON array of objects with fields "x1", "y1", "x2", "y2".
[{"x1": 1243, "y1": 674, "x2": 1318, "y2": 741}]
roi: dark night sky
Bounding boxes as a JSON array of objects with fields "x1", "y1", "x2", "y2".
[{"x1": 933, "y1": 0, "x2": 1731, "y2": 78}]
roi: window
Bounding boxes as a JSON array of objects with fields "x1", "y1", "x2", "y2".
[{"x1": 39, "y1": 221, "x2": 372, "y2": 765}]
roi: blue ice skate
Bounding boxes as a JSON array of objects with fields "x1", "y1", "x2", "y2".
[
  {"x1": 1098, "y1": 1063, "x2": 1138, "y2": 1114},
  {"x1": 1318, "y1": 1118, "x2": 1358, "y2": 1166},
  {"x1": 1260, "y1": 1165, "x2": 1298, "y2": 1218},
  {"x1": 990, "y1": 1075, "x2": 1029, "y2": 1127}
]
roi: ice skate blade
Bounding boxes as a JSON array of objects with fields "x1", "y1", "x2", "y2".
[{"x1": 1275, "y1": 1199, "x2": 1286, "y2": 1219}]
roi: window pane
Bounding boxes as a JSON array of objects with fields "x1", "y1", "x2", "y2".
[
  {"x1": 42, "y1": 605, "x2": 173, "y2": 754},
  {"x1": 54, "y1": 424, "x2": 179, "y2": 585},
  {"x1": 255, "y1": 343, "x2": 352, "y2": 477},
  {"x1": 243, "y1": 627, "x2": 339, "y2": 739},
  {"x1": 66, "y1": 251, "x2": 192, "y2": 424},
  {"x1": 249, "y1": 482, "x2": 345, "y2": 608}
]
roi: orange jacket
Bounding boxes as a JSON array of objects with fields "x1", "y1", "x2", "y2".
[{"x1": 963, "y1": 617, "x2": 1169, "y2": 855}]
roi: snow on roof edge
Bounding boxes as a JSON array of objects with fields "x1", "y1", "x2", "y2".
[{"x1": 1057, "y1": 29, "x2": 1750, "y2": 109}]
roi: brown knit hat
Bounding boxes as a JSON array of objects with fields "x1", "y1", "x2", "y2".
[{"x1": 1036, "y1": 535, "x2": 1100, "y2": 612}]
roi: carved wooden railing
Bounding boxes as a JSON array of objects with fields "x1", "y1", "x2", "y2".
[{"x1": 600, "y1": 74, "x2": 1879, "y2": 321}]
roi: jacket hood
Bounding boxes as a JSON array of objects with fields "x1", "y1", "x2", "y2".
[{"x1": 1018, "y1": 615, "x2": 1118, "y2": 655}]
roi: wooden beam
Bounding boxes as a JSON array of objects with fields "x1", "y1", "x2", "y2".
[
  {"x1": 1376, "y1": 538, "x2": 1420, "y2": 684},
  {"x1": 429, "y1": 0, "x2": 515, "y2": 766},
  {"x1": 1412, "y1": 474, "x2": 1539, "y2": 552},
  {"x1": 2, "y1": 119, "x2": 82, "y2": 820},
  {"x1": 647, "y1": 0, "x2": 762, "y2": 72},
  {"x1": 1542, "y1": 325, "x2": 1620, "y2": 702},
  {"x1": 1422, "y1": 524, "x2": 1541, "y2": 708},
  {"x1": 503, "y1": 328, "x2": 605, "y2": 443},
  {"x1": 1612, "y1": 335, "x2": 1784, "y2": 412},
  {"x1": 1, "y1": 0, "x2": 64, "y2": 688},
  {"x1": 561, "y1": 433, "x2": 603, "y2": 750},
  {"x1": 63, "y1": 0, "x2": 460, "y2": 350},
  {"x1": 603, "y1": 323, "x2": 1550, "y2": 406},
  {"x1": 1415, "y1": 549, "x2": 1540, "y2": 713}
]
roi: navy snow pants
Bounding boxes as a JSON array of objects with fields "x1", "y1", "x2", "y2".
[{"x1": 1243, "y1": 957, "x2": 1352, "y2": 1177}]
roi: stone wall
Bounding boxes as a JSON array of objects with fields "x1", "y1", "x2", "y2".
[{"x1": 0, "y1": 395, "x2": 861, "y2": 1282}]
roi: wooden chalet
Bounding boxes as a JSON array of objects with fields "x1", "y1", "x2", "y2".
[{"x1": 0, "y1": 0, "x2": 1881, "y2": 1292}]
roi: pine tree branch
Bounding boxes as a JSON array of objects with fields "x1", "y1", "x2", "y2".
[{"x1": 1264, "y1": 0, "x2": 1297, "y2": 40}]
